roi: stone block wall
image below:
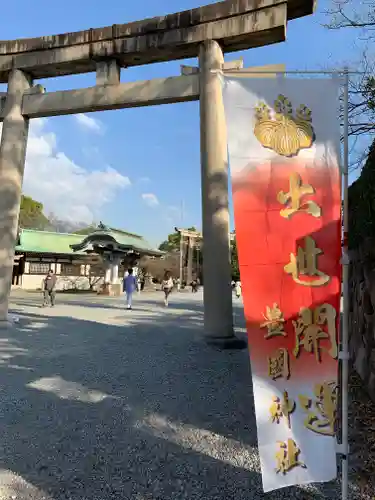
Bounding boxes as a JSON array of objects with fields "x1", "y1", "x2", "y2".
[
  {"x1": 349, "y1": 240, "x2": 375, "y2": 401},
  {"x1": 347, "y1": 138, "x2": 375, "y2": 401}
]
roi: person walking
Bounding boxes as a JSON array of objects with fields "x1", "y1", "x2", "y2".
[
  {"x1": 123, "y1": 268, "x2": 137, "y2": 310},
  {"x1": 235, "y1": 280, "x2": 242, "y2": 299},
  {"x1": 42, "y1": 269, "x2": 57, "y2": 307},
  {"x1": 161, "y1": 271, "x2": 174, "y2": 307}
]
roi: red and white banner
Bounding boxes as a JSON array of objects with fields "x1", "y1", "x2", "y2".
[{"x1": 223, "y1": 77, "x2": 341, "y2": 492}]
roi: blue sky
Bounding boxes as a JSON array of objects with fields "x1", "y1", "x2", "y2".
[{"x1": 0, "y1": 0, "x2": 362, "y2": 246}]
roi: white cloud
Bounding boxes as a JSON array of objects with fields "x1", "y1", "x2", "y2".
[
  {"x1": 75, "y1": 113, "x2": 103, "y2": 133},
  {"x1": 0, "y1": 118, "x2": 131, "y2": 223},
  {"x1": 142, "y1": 193, "x2": 159, "y2": 207}
]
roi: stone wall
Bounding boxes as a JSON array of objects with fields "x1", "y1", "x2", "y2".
[
  {"x1": 20, "y1": 274, "x2": 103, "y2": 292},
  {"x1": 349, "y1": 240, "x2": 375, "y2": 401},
  {"x1": 348, "y1": 138, "x2": 375, "y2": 401}
]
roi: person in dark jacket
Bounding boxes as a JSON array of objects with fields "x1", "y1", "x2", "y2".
[{"x1": 42, "y1": 269, "x2": 57, "y2": 307}]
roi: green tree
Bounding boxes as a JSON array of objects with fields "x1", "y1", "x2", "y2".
[
  {"x1": 19, "y1": 195, "x2": 50, "y2": 230},
  {"x1": 231, "y1": 238, "x2": 240, "y2": 281}
]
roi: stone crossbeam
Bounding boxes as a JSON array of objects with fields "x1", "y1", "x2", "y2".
[
  {"x1": 0, "y1": 65, "x2": 286, "y2": 120},
  {"x1": 175, "y1": 228, "x2": 202, "y2": 239},
  {"x1": 0, "y1": 75, "x2": 200, "y2": 120},
  {"x1": 0, "y1": 0, "x2": 315, "y2": 82}
]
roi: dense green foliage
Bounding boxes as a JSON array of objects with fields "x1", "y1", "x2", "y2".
[
  {"x1": 364, "y1": 76, "x2": 375, "y2": 113},
  {"x1": 19, "y1": 195, "x2": 50, "y2": 230},
  {"x1": 18, "y1": 195, "x2": 92, "y2": 233},
  {"x1": 231, "y1": 238, "x2": 240, "y2": 281},
  {"x1": 349, "y1": 139, "x2": 375, "y2": 249}
]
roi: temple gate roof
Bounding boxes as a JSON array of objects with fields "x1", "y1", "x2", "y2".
[
  {"x1": 15, "y1": 227, "x2": 161, "y2": 257},
  {"x1": 70, "y1": 227, "x2": 163, "y2": 256}
]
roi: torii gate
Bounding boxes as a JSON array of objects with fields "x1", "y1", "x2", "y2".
[
  {"x1": 175, "y1": 227, "x2": 202, "y2": 285},
  {"x1": 0, "y1": 0, "x2": 315, "y2": 346}
]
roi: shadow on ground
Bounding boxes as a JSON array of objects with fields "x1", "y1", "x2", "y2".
[{"x1": 0, "y1": 293, "x2": 362, "y2": 499}]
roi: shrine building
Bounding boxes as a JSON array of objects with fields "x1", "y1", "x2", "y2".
[{"x1": 13, "y1": 226, "x2": 162, "y2": 293}]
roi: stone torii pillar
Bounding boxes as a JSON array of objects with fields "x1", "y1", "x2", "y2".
[
  {"x1": 0, "y1": 69, "x2": 31, "y2": 325},
  {"x1": 199, "y1": 40, "x2": 245, "y2": 349}
]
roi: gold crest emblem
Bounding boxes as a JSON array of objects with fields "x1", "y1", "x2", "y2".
[{"x1": 254, "y1": 94, "x2": 315, "y2": 157}]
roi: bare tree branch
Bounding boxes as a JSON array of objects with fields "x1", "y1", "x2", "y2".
[
  {"x1": 324, "y1": 0, "x2": 375, "y2": 34},
  {"x1": 323, "y1": 2, "x2": 375, "y2": 171}
]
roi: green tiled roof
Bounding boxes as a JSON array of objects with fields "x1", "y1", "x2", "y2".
[
  {"x1": 107, "y1": 228, "x2": 158, "y2": 252},
  {"x1": 16, "y1": 229, "x2": 86, "y2": 255},
  {"x1": 70, "y1": 227, "x2": 162, "y2": 256},
  {"x1": 16, "y1": 228, "x2": 162, "y2": 256}
]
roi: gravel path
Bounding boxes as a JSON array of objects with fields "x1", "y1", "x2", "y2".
[{"x1": 0, "y1": 290, "x2": 366, "y2": 499}]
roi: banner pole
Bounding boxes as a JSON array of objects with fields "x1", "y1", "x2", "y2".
[
  {"x1": 341, "y1": 66, "x2": 350, "y2": 500},
  {"x1": 179, "y1": 231, "x2": 184, "y2": 285}
]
